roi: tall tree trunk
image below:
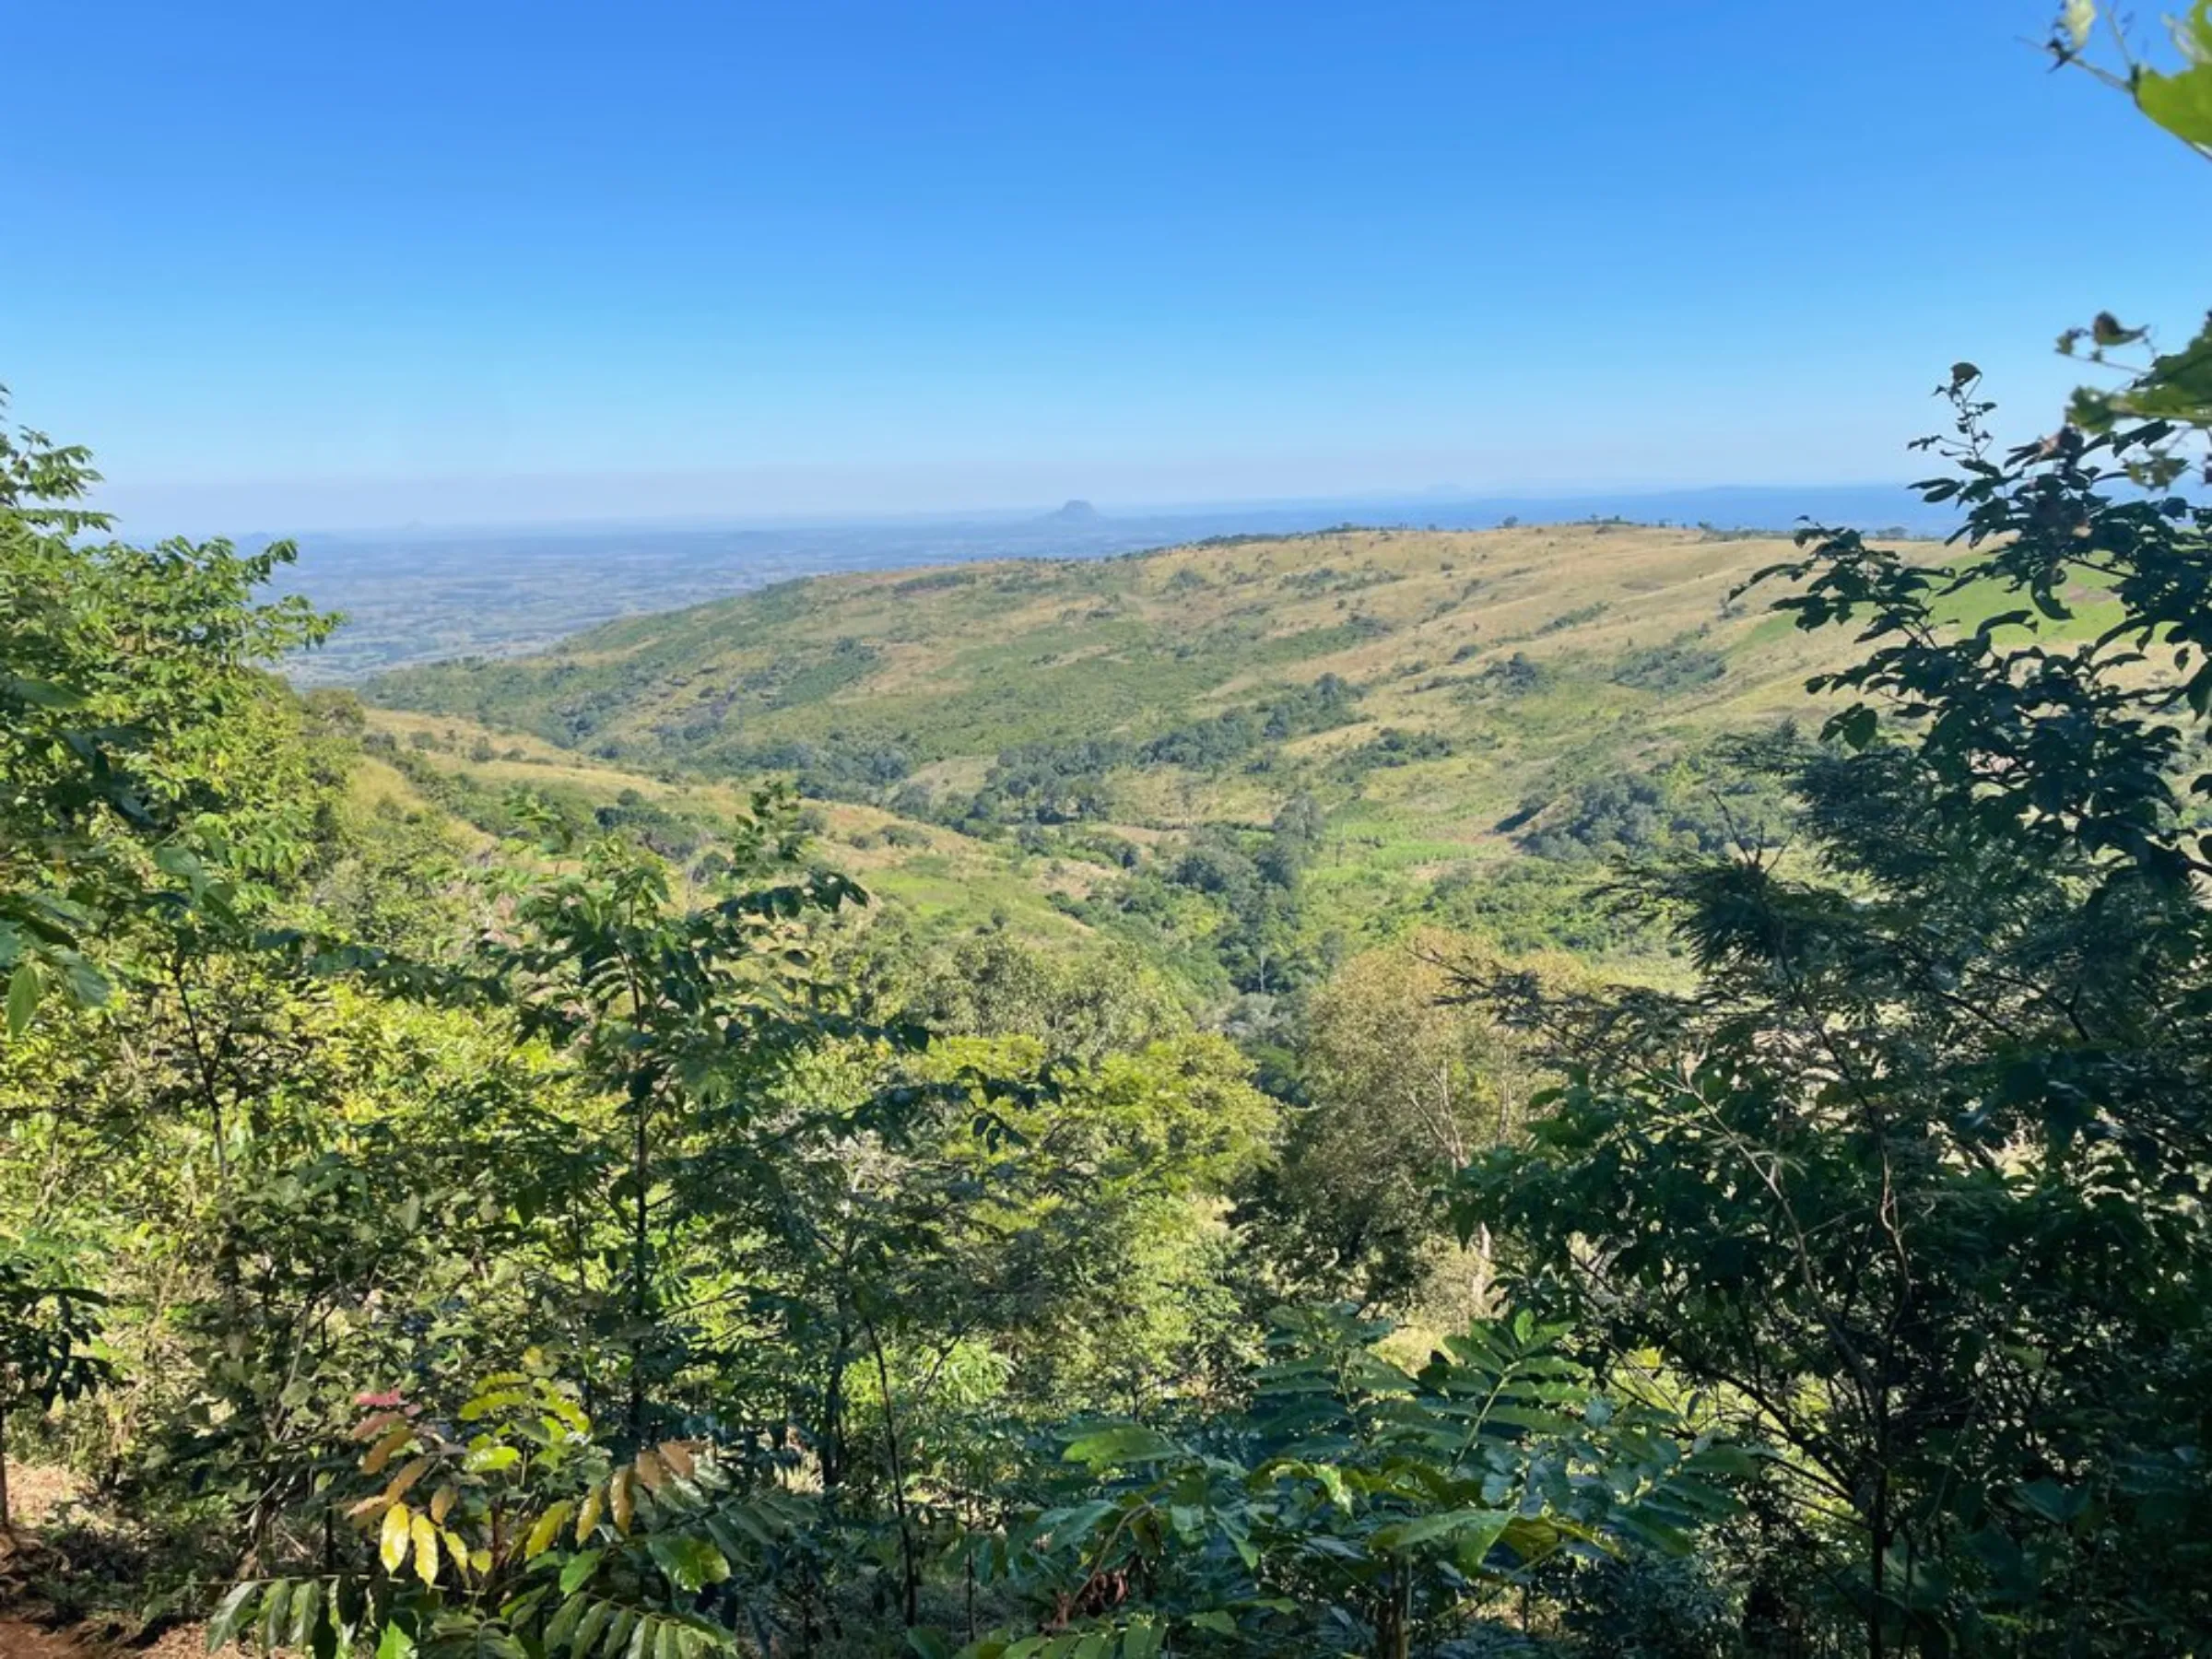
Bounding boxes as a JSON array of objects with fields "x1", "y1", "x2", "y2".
[{"x1": 865, "y1": 1320, "x2": 921, "y2": 1628}]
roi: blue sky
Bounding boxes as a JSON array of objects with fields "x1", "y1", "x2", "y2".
[{"x1": 6, "y1": 1, "x2": 2203, "y2": 532}]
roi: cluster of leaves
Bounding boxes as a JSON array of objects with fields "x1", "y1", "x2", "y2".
[
  {"x1": 208, "y1": 1368, "x2": 807, "y2": 1659},
  {"x1": 2049, "y1": 4, "x2": 2212, "y2": 473},
  {"x1": 947, "y1": 1310, "x2": 1741, "y2": 1658},
  {"x1": 1070, "y1": 796, "x2": 1328, "y2": 996}
]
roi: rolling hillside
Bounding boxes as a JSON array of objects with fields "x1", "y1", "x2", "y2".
[{"x1": 359, "y1": 522, "x2": 1910, "y2": 983}]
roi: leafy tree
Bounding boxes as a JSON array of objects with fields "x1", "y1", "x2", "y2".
[
  {"x1": 1455, "y1": 380, "x2": 2212, "y2": 1653},
  {"x1": 0, "y1": 393, "x2": 332, "y2": 1035},
  {"x1": 1245, "y1": 944, "x2": 1535, "y2": 1314}
]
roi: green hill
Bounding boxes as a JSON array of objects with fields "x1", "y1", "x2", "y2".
[{"x1": 361, "y1": 522, "x2": 1898, "y2": 987}]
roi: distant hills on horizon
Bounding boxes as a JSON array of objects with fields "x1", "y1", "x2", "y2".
[
  {"x1": 270, "y1": 480, "x2": 1952, "y2": 683},
  {"x1": 263, "y1": 480, "x2": 1946, "y2": 549}
]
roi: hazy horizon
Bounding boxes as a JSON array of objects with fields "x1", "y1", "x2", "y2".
[{"x1": 112, "y1": 476, "x2": 1943, "y2": 545}]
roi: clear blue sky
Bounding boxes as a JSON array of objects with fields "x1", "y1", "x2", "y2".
[{"x1": 5, "y1": 1, "x2": 2203, "y2": 532}]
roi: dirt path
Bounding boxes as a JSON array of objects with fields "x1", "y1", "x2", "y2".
[
  {"x1": 0, "y1": 1614, "x2": 231, "y2": 1659},
  {"x1": 0, "y1": 1467, "x2": 235, "y2": 1658},
  {"x1": 0, "y1": 1621, "x2": 90, "y2": 1658}
]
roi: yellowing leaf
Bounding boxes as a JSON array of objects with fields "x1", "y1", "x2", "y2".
[
  {"x1": 609, "y1": 1468, "x2": 635, "y2": 1535},
  {"x1": 442, "y1": 1528, "x2": 472, "y2": 1579},
  {"x1": 632, "y1": 1448, "x2": 666, "y2": 1491},
  {"x1": 539, "y1": 1387, "x2": 590, "y2": 1433},
  {"x1": 381, "y1": 1500, "x2": 413, "y2": 1572},
  {"x1": 411, "y1": 1512, "x2": 441, "y2": 1585},
  {"x1": 574, "y1": 1484, "x2": 606, "y2": 1544},
  {"x1": 429, "y1": 1484, "x2": 458, "y2": 1525},
  {"x1": 347, "y1": 1491, "x2": 397, "y2": 1523},
  {"x1": 363, "y1": 1423, "x2": 415, "y2": 1475},
  {"x1": 657, "y1": 1441, "x2": 697, "y2": 1480},
  {"x1": 383, "y1": 1455, "x2": 432, "y2": 1504},
  {"x1": 525, "y1": 1500, "x2": 575, "y2": 1559}
]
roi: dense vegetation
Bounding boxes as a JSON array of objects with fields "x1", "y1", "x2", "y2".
[{"x1": 6, "y1": 11, "x2": 2212, "y2": 1656}]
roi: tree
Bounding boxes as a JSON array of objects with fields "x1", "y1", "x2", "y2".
[
  {"x1": 0, "y1": 392, "x2": 332, "y2": 1037},
  {"x1": 1247, "y1": 942, "x2": 1535, "y2": 1313},
  {"x1": 1454, "y1": 372, "x2": 2212, "y2": 1657}
]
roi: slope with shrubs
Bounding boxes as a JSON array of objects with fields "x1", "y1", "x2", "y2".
[{"x1": 362, "y1": 524, "x2": 1905, "y2": 987}]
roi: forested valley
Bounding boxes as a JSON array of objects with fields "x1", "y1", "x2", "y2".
[{"x1": 6, "y1": 15, "x2": 2212, "y2": 1659}]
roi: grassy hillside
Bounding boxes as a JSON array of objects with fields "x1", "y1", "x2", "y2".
[
  {"x1": 368, "y1": 523, "x2": 1838, "y2": 755},
  {"x1": 360, "y1": 523, "x2": 1937, "y2": 987}
]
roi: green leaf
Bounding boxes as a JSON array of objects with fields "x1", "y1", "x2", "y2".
[
  {"x1": 205, "y1": 1581, "x2": 260, "y2": 1651},
  {"x1": 2136, "y1": 31, "x2": 2212, "y2": 145},
  {"x1": 907, "y1": 1632, "x2": 953, "y2": 1659},
  {"x1": 1371, "y1": 1506, "x2": 1513, "y2": 1557},
  {"x1": 571, "y1": 1600, "x2": 615, "y2": 1658},
  {"x1": 5, "y1": 677, "x2": 87, "y2": 710},
  {"x1": 288, "y1": 1578, "x2": 323, "y2": 1649},
  {"x1": 376, "y1": 1623, "x2": 418, "y2": 1659},
  {"x1": 646, "y1": 1532, "x2": 731, "y2": 1593},
  {"x1": 546, "y1": 1593, "x2": 590, "y2": 1651},
  {"x1": 1062, "y1": 1424, "x2": 1182, "y2": 1467},
  {"x1": 1829, "y1": 703, "x2": 1878, "y2": 751},
  {"x1": 559, "y1": 1547, "x2": 606, "y2": 1594},
  {"x1": 7, "y1": 962, "x2": 41, "y2": 1039},
  {"x1": 2017, "y1": 1476, "x2": 2089, "y2": 1526}
]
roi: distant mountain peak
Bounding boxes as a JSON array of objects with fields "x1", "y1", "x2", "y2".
[{"x1": 1043, "y1": 499, "x2": 1100, "y2": 524}]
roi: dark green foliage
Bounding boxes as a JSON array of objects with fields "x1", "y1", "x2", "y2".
[
  {"x1": 1474, "y1": 653, "x2": 1552, "y2": 697},
  {"x1": 0, "y1": 1256, "x2": 110, "y2": 1527},
  {"x1": 951, "y1": 1309, "x2": 1742, "y2": 1658},
  {"x1": 1138, "y1": 675, "x2": 1361, "y2": 770},
  {"x1": 1609, "y1": 638, "x2": 1728, "y2": 694},
  {"x1": 1512, "y1": 763, "x2": 1773, "y2": 865},
  {"x1": 1454, "y1": 382, "x2": 2212, "y2": 1653},
  {"x1": 1341, "y1": 728, "x2": 1453, "y2": 771},
  {"x1": 965, "y1": 739, "x2": 1134, "y2": 827},
  {"x1": 1425, "y1": 861, "x2": 1664, "y2": 959},
  {"x1": 706, "y1": 737, "x2": 917, "y2": 802}
]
